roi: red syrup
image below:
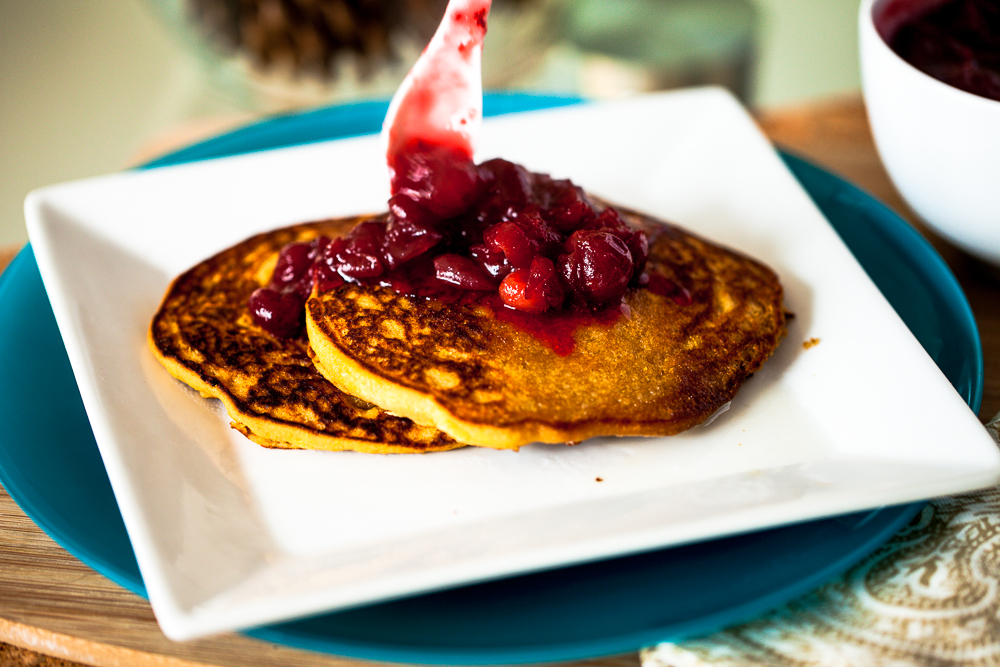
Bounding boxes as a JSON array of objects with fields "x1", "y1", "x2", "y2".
[{"x1": 493, "y1": 302, "x2": 624, "y2": 357}]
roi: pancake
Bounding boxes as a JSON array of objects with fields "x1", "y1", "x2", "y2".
[
  {"x1": 148, "y1": 218, "x2": 462, "y2": 454},
  {"x1": 306, "y1": 207, "x2": 787, "y2": 449}
]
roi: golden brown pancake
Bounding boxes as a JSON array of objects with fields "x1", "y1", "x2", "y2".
[
  {"x1": 306, "y1": 207, "x2": 786, "y2": 449},
  {"x1": 148, "y1": 218, "x2": 462, "y2": 454}
]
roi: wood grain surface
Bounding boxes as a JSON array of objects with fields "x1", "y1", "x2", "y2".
[{"x1": 1, "y1": 95, "x2": 998, "y2": 667}]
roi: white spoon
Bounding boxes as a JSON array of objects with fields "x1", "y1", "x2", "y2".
[{"x1": 382, "y1": 0, "x2": 493, "y2": 171}]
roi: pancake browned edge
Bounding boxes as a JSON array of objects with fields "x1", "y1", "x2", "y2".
[
  {"x1": 148, "y1": 218, "x2": 462, "y2": 454},
  {"x1": 306, "y1": 207, "x2": 787, "y2": 450}
]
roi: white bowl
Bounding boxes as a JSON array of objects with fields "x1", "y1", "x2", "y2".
[{"x1": 859, "y1": 0, "x2": 1000, "y2": 267}]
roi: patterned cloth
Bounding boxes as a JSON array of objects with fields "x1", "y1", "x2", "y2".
[{"x1": 643, "y1": 413, "x2": 1000, "y2": 667}]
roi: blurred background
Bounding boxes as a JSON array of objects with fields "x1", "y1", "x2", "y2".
[{"x1": 1, "y1": 0, "x2": 863, "y2": 249}]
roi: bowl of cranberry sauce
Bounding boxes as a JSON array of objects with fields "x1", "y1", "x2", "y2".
[{"x1": 860, "y1": 0, "x2": 1000, "y2": 268}]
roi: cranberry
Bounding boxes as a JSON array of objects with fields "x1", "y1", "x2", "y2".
[
  {"x1": 483, "y1": 221, "x2": 538, "y2": 269},
  {"x1": 499, "y1": 270, "x2": 547, "y2": 313},
  {"x1": 469, "y1": 243, "x2": 512, "y2": 279},
  {"x1": 532, "y1": 173, "x2": 571, "y2": 206},
  {"x1": 583, "y1": 209, "x2": 648, "y2": 280},
  {"x1": 385, "y1": 201, "x2": 444, "y2": 267},
  {"x1": 433, "y1": 254, "x2": 496, "y2": 290},
  {"x1": 318, "y1": 236, "x2": 347, "y2": 270},
  {"x1": 533, "y1": 176, "x2": 597, "y2": 233},
  {"x1": 338, "y1": 251, "x2": 383, "y2": 278},
  {"x1": 388, "y1": 192, "x2": 434, "y2": 227},
  {"x1": 502, "y1": 205, "x2": 562, "y2": 254},
  {"x1": 478, "y1": 159, "x2": 533, "y2": 204},
  {"x1": 559, "y1": 230, "x2": 634, "y2": 306},
  {"x1": 523, "y1": 256, "x2": 565, "y2": 310},
  {"x1": 312, "y1": 260, "x2": 346, "y2": 292},
  {"x1": 249, "y1": 287, "x2": 305, "y2": 338},
  {"x1": 498, "y1": 257, "x2": 565, "y2": 313},
  {"x1": 346, "y1": 220, "x2": 385, "y2": 256},
  {"x1": 475, "y1": 159, "x2": 534, "y2": 225},
  {"x1": 886, "y1": 0, "x2": 1000, "y2": 102},
  {"x1": 269, "y1": 241, "x2": 312, "y2": 291},
  {"x1": 549, "y1": 198, "x2": 597, "y2": 233},
  {"x1": 624, "y1": 230, "x2": 649, "y2": 279},
  {"x1": 308, "y1": 236, "x2": 330, "y2": 259},
  {"x1": 335, "y1": 221, "x2": 386, "y2": 278},
  {"x1": 389, "y1": 139, "x2": 483, "y2": 219},
  {"x1": 269, "y1": 237, "x2": 332, "y2": 298},
  {"x1": 586, "y1": 207, "x2": 627, "y2": 233}
]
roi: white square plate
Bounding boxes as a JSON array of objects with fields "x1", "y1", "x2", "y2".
[{"x1": 25, "y1": 88, "x2": 1000, "y2": 640}]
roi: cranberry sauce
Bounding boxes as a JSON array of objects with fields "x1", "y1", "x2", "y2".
[
  {"x1": 250, "y1": 143, "x2": 659, "y2": 351},
  {"x1": 879, "y1": 0, "x2": 1000, "y2": 101}
]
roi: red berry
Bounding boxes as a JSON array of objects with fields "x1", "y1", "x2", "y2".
[
  {"x1": 499, "y1": 269, "x2": 549, "y2": 313},
  {"x1": 559, "y1": 230, "x2": 634, "y2": 306},
  {"x1": 548, "y1": 198, "x2": 597, "y2": 233},
  {"x1": 576, "y1": 209, "x2": 648, "y2": 281},
  {"x1": 469, "y1": 243, "x2": 512, "y2": 279},
  {"x1": 388, "y1": 192, "x2": 434, "y2": 227},
  {"x1": 477, "y1": 159, "x2": 533, "y2": 204},
  {"x1": 249, "y1": 287, "x2": 305, "y2": 338},
  {"x1": 433, "y1": 254, "x2": 497, "y2": 290},
  {"x1": 524, "y1": 256, "x2": 565, "y2": 311},
  {"x1": 533, "y1": 175, "x2": 596, "y2": 233},
  {"x1": 483, "y1": 221, "x2": 538, "y2": 269},
  {"x1": 312, "y1": 261, "x2": 345, "y2": 292},
  {"x1": 385, "y1": 198, "x2": 444, "y2": 266},
  {"x1": 624, "y1": 229, "x2": 649, "y2": 279},
  {"x1": 389, "y1": 140, "x2": 482, "y2": 219},
  {"x1": 475, "y1": 159, "x2": 534, "y2": 226},
  {"x1": 269, "y1": 241, "x2": 312, "y2": 291},
  {"x1": 503, "y1": 204, "x2": 561, "y2": 255},
  {"x1": 336, "y1": 221, "x2": 386, "y2": 278}
]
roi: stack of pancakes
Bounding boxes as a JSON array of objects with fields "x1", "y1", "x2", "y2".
[{"x1": 149, "y1": 206, "x2": 786, "y2": 454}]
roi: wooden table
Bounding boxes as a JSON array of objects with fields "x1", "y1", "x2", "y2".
[{"x1": 1, "y1": 96, "x2": 998, "y2": 667}]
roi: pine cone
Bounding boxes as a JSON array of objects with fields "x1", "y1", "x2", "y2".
[{"x1": 189, "y1": 0, "x2": 445, "y2": 78}]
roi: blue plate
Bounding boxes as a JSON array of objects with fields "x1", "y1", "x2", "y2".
[{"x1": 0, "y1": 94, "x2": 982, "y2": 664}]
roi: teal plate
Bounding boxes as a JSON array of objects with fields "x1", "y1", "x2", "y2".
[{"x1": 0, "y1": 94, "x2": 981, "y2": 664}]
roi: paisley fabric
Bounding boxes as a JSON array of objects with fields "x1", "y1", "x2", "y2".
[{"x1": 643, "y1": 413, "x2": 1000, "y2": 667}]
